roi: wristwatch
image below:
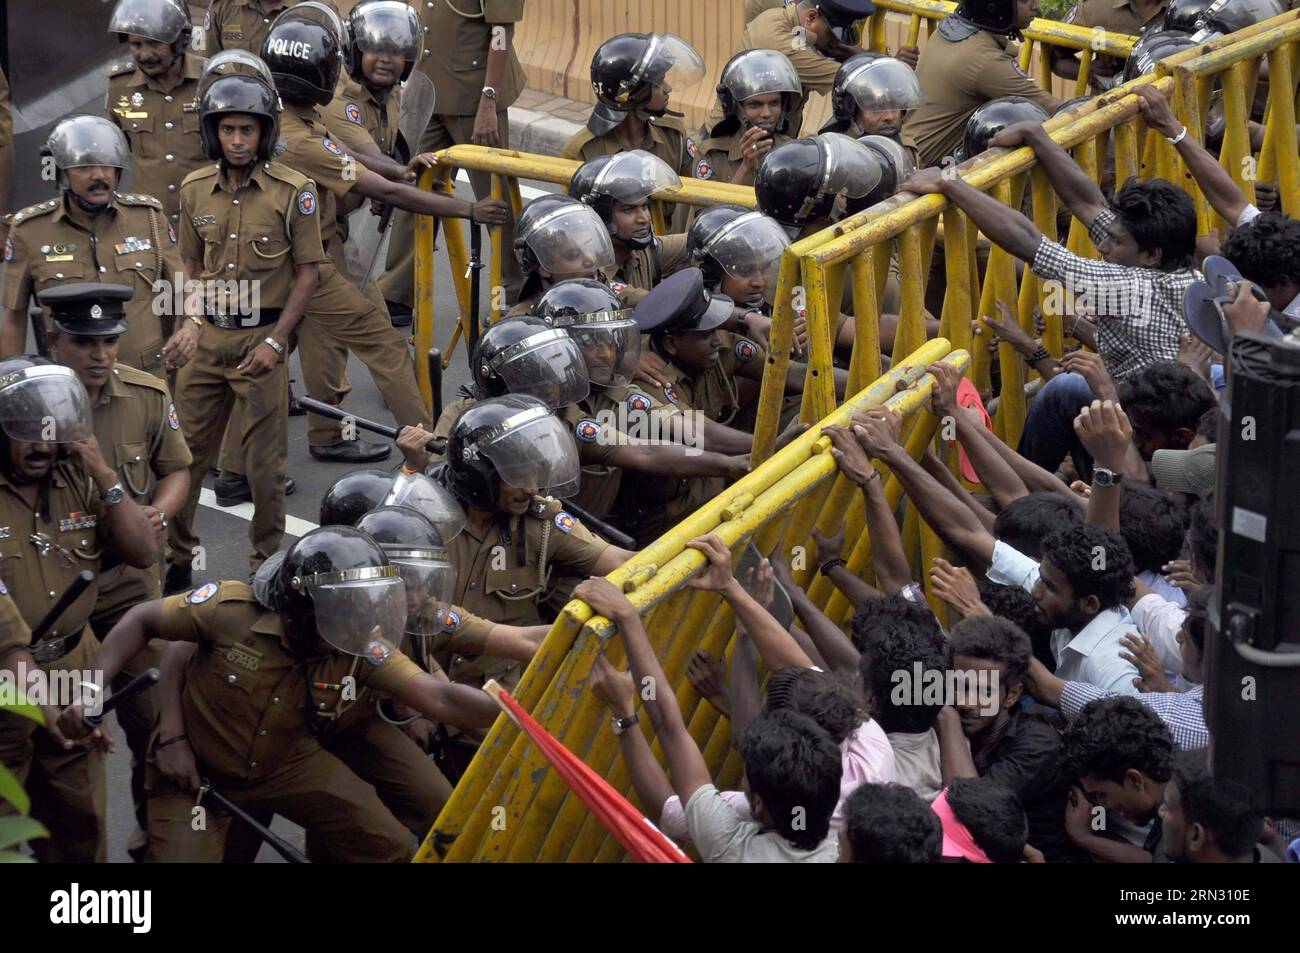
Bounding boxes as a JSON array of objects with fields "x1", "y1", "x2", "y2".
[
  {"x1": 610, "y1": 713, "x2": 639, "y2": 736},
  {"x1": 481, "y1": 85, "x2": 498, "y2": 101},
  {"x1": 100, "y1": 482, "x2": 126, "y2": 506},
  {"x1": 1092, "y1": 467, "x2": 1123, "y2": 487}
]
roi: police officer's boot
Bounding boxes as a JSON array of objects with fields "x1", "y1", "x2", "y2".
[{"x1": 215, "y1": 474, "x2": 297, "y2": 506}]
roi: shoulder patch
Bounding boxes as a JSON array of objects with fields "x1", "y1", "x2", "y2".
[
  {"x1": 574, "y1": 418, "x2": 601, "y2": 443},
  {"x1": 3, "y1": 238, "x2": 11, "y2": 262},
  {"x1": 297, "y1": 189, "x2": 317, "y2": 216},
  {"x1": 663, "y1": 383, "x2": 680, "y2": 405},
  {"x1": 686, "y1": 137, "x2": 701, "y2": 159},
  {"x1": 190, "y1": 582, "x2": 219, "y2": 605},
  {"x1": 322, "y1": 137, "x2": 345, "y2": 157},
  {"x1": 694, "y1": 158, "x2": 714, "y2": 180},
  {"x1": 168, "y1": 402, "x2": 180, "y2": 430},
  {"x1": 734, "y1": 338, "x2": 758, "y2": 363},
  {"x1": 626, "y1": 392, "x2": 653, "y2": 413},
  {"x1": 608, "y1": 280, "x2": 628, "y2": 296},
  {"x1": 439, "y1": 608, "x2": 462, "y2": 632},
  {"x1": 344, "y1": 102, "x2": 364, "y2": 124},
  {"x1": 364, "y1": 638, "x2": 393, "y2": 666},
  {"x1": 554, "y1": 511, "x2": 578, "y2": 534}
]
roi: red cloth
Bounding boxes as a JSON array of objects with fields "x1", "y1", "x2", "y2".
[{"x1": 955, "y1": 378, "x2": 993, "y2": 484}]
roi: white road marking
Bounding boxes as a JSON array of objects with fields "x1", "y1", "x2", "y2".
[
  {"x1": 198, "y1": 488, "x2": 319, "y2": 538},
  {"x1": 455, "y1": 169, "x2": 548, "y2": 201}
]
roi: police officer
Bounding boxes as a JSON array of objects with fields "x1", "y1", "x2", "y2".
[
  {"x1": 754, "y1": 132, "x2": 884, "y2": 238},
  {"x1": 956, "y1": 95, "x2": 1051, "y2": 161},
  {"x1": 508, "y1": 195, "x2": 617, "y2": 315},
  {"x1": 903, "y1": 0, "x2": 1059, "y2": 169},
  {"x1": 821, "y1": 54, "x2": 923, "y2": 163},
  {"x1": 42, "y1": 282, "x2": 192, "y2": 853},
  {"x1": 165, "y1": 70, "x2": 322, "y2": 586},
  {"x1": 204, "y1": 0, "x2": 297, "y2": 54},
  {"x1": 106, "y1": 0, "x2": 210, "y2": 231},
  {"x1": 568, "y1": 151, "x2": 689, "y2": 308},
  {"x1": 562, "y1": 32, "x2": 703, "y2": 212},
  {"x1": 319, "y1": 466, "x2": 398, "y2": 525},
  {"x1": 0, "y1": 356, "x2": 159, "y2": 862},
  {"x1": 717, "y1": 0, "x2": 883, "y2": 137},
  {"x1": 694, "y1": 49, "x2": 803, "y2": 187},
  {"x1": 1051, "y1": 0, "x2": 1167, "y2": 88},
  {"x1": 260, "y1": 11, "x2": 509, "y2": 463},
  {"x1": 64, "y1": 525, "x2": 501, "y2": 862},
  {"x1": 687, "y1": 204, "x2": 794, "y2": 347},
  {"x1": 377, "y1": 0, "x2": 528, "y2": 321},
  {"x1": 1, "y1": 116, "x2": 185, "y2": 378}
]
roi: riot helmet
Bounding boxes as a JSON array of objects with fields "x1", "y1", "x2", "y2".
[
  {"x1": 383, "y1": 469, "x2": 469, "y2": 543},
  {"x1": 754, "y1": 133, "x2": 882, "y2": 234},
  {"x1": 959, "y1": 95, "x2": 1050, "y2": 161},
  {"x1": 197, "y1": 50, "x2": 278, "y2": 98},
  {"x1": 1165, "y1": 0, "x2": 1284, "y2": 40},
  {"x1": 109, "y1": 0, "x2": 191, "y2": 53},
  {"x1": 955, "y1": 0, "x2": 1020, "y2": 34},
  {"x1": 568, "y1": 150, "x2": 681, "y2": 248},
  {"x1": 42, "y1": 116, "x2": 131, "y2": 193},
  {"x1": 345, "y1": 0, "x2": 422, "y2": 83},
  {"x1": 198, "y1": 73, "x2": 281, "y2": 161},
  {"x1": 534, "y1": 279, "x2": 641, "y2": 390},
  {"x1": 713, "y1": 49, "x2": 802, "y2": 136},
  {"x1": 513, "y1": 196, "x2": 616, "y2": 279},
  {"x1": 856, "y1": 133, "x2": 917, "y2": 210},
  {"x1": 262, "y1": 13, "x2": 341, "y2": 106},
  {"x1": 354, "y1": 505, "x2": 455, "y2": 642},
  {"x1": 472, "y1": 316, "x2": 591, "y2": 408},
  {"x1": 688, "y1": 207, "x2": 790, "y2": 304},
  {"x1": 828, "y1": 56, "x2": 923, "y2": 139},
  {"x1": 319, "y1": 467, "x2": 395, "y2": 526},
  {"x1": 588, "y1": 33, "x2": 706, "y2": 133},
  {"x1": 0, "y1": 357, "x2": 95, "y2": 445},
  {"x1": 1123, "y1": 29, "x2": 1200, "y2": 80}
]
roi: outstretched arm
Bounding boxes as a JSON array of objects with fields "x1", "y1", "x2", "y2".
[
  {"x1": 990, "y1": 121, "x2": 1108, "y2": 226},
  {"x1": 904, "y1": 168, "x2": 1045, "y2": 264}
]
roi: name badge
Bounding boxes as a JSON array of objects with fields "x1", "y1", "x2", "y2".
[{"x1": 44, "y1": 254, "x2": 74, "y2": 263}]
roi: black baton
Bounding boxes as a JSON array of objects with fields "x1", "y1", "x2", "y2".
[
  {"x1": 468, "y1": 222, "x2": 484, "y2": 357},
  {"x1": 199, "y1": 782, "x2": 310, "y2": 864},
  {"x1": 427, "y1": 347, "x2": 443, "y2": 424},
  {"x1": 29, "y1": 570, "x2": 95, "y2": 645},
  {"x1": 558, "y1": 500, "x2": 636, "y2": 550},
  {"x1": 83, "y1": 668, "x2": 161, "y2": 728}
]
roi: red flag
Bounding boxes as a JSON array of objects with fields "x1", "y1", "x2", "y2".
[{"x1": 487, "y1": 682, "x2": 691, "y2": 863}]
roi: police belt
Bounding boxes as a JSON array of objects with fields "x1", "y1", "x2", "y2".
[
  {"x1": 203, "y1": 308, "x2": 282, "y2": 330},
  {"x1": 29, "y1": 624, "x2": 85, "y2": 664}
]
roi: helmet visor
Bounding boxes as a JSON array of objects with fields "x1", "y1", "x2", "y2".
[
  {"x1": 566, "y1": 315, "x2": 642, "y2": 389},
  {"x1": 275, "y1": 1, "x2": 346, "y2": 45},
  {"x1": 490, "y1": 327, "x2": 592, "y2": 409},
  {"x1": 388, "y1": 551, "x2": 455, "y2": 638},
  {"x1": 48, "y1": 117, "x2": 130, "y2": 171},
  {"x1": 384, "y1": 472, "x2": 468, "y2": 542},
  {"x1": 818, "y1": 132, "x2": 883, "y2": 200},
  {"x1": 307, "y1": 571, "x2": 408, "y2": 655},
  {"x1": 528, "y1": 206, "x2": 617, "y2": 276},
  {"x1": 471, "y1": 404, "x2": 582, "y2": 499},
  {"x1": 592, "y1": 150, "x2": 682, "y2": 204},
  {"x1": 702, "y1": 211, "x2": 790, "y2": 297},
  {"x1": 639, "y1": 34, "x2": 706, "y2": 90},
  {"x1": 0, "y1": 365, "x2": 94, "y2": 443},
  {"x1": 109, "y1": 0, "x2": 188, "y2": 43},
  {"x1": 252, "y1": 551, "x2": 287, "y2": 609},
  {"x1": 723, "y1": 49, "x2": 802, "y2": 101},
  {"x1": 350, "y1": 1, "x2": 421, "y2": 59},
  {"x1": 843, "y1": 59, "x2": 924, "y2": 115}
]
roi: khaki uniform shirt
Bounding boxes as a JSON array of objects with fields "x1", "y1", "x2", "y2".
[
  {"x1": 904, "y1": 27, "x2": 1057, "y2": 169},
  {"x1": 161, "y1": 580, "x2": 423, "y2": 784},
  {"x1": 106, "y1": 53, "x2": 208, "y2": 225},
  {"x1": 178, "y1": 160, "x2": 324, "y2": 307},
  {"x1": 1066, "y1": 0, "x2": 1163, "y2": 34},
  {"x1": 321, "y1": 76, "x2": 399, "y2": 233},
  {"x1": 745, "y1": 0, "x2": 793, "y2": 21},
  {"x1": 204, "y1": 0, "x2": 292, "y2": 54},
  {"x1": 0, "y1": 462, "x2": 110, "y2": 643},
  {"x1": 3, "y1": 193, "x2": 184, "y2": 376},
  {"x1": 0, "y1": 66, "x2": 12, "y2": 149},
  {"x1": 276, "y1": 101, "x2": 372, "y2": 256},
  {"x1": 415, "y1": 0, "x2": 527, "y2": 116},
  {"x1": 690, "y1": 127, "x2": 795, "y2": 185},
  {"x1": 563, "y1": 115, "x2": 694, "y2": 180},
  {"x1": 0, "y1": 586, "x2": 30, "y2": 654},
  {"x1": 609, "y1": 233, "x2": 690, "y2": 308}
]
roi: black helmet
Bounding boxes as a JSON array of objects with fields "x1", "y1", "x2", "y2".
[
  {"x1": 1166, "y1": 0, "x2": 1283, "y2": 37},
  {"x1": 955, "y1": 0, "x2": 1018, "y2": 33},
  {"x1": 588, "y1": 32, "x2": 705, "y2": 131},
  {"x1": 825, "y1": 53, "x2": 884, "y2": 132},
  {"x1": 345, "y1": 0, "x2": 422, "y2": 83},
  {"x1": 108, "y1": 0, "x2": 191, "y2": 53},
  {"x1": 755, "y1": 134, "x2": 882, "y2": 233},
  {"x1": 825, "y1": 56, "x2": 923, "y2": 139},
  {"x1": 41, "y1": 116, "x2": 131, "y2": 192},
  {"x1": 278, "y1": 525, "x2": 407, "y2": 656},
  {"x1": 1122, "y1": 29, "x2": 1200, "y2": 81},
  {"x1": 445, "y1": 395, "x2": 582, "y2": 511},
  {"x1": 472, "y1": 315, "x2": 591, "y2": 408},
  {"x1": 1164, "y1": 0, "x2": 1215, "y2": 30},
  {"x1": 0, "y1": 356, "x2": 94, "y2": 445},
  {"x1": 688, "y1": 204, "x2": 751, "y2": 287},
  {"x1": 568, "y1": 150, "x2": 681, "y2": 248},
  {"x1": 811, "y1": 0, "x2": 877, "y2": 44},
  {"x1": 534, "y1": 279, "x2": 640, "y2": 390},
  {"x1": 688, "y1": 206, "x2": 790, "y2": 302},
  {"x1": 262, "y1": 14, "x2": 341, "y2": 106},
  {"x1": 713, "y1": 49, "x2": 802, "y2": 136},
  {"x1": 199, "y1": 74, "x2": 281, "y2": 161},
  {"x1": 959, "y1": 96, "x2": 1050, "y2": 161},
  {"x1": 857, "y1": 134, "x2": 917, "y2": 209},
  {"x1": 513, "y1": 194, "x2": 616, "y2": 278},
  {"x1": 319, "y1": 467, "x2": 395, "y2": 525},
  {"x1": 355, "y1": 505, "x2": 455, "y2": 641}
]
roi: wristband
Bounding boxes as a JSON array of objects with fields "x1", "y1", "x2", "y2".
[
  {"x1": 157, "y1": 734, "x2": 189, "y2": 750},
  {"x1": 855, "y1": 469, "x2": 881, "y2": 488},
  {"x1": 1165, "y1": 125, "x2": 1188, "y2": 146},
  {"x1": 401, "y1": 465, "x2": 420, "y2": 476},
  {"x1": 262, "y1": 336, "x2": 285, "y2": 358},
  {"x1": 820, "y1": 557, "x2": 847, "y2": 576},
  {"x1": 1024, "y1": 345, "x2": 1050, "y2": 365}
]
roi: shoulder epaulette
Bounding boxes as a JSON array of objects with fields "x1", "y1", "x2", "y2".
[
  {"x1": 108, "y1": 58, "x2": 136, "y2": 78},
  {"x1": 116, "y1": 192, "x2": 163, "y2": 210},
  {"x1": 113, "y1": 363, "x2": 170, "y2": 395},
  {"x1": 10, "y1": 199, "x2": 59, "y2": 225}
]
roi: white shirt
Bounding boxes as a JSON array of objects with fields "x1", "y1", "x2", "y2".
[
  {"x1": 1236, "y1": 204, "x2": 1300, "y2": 318},
  {"x1": 887, "y1": 728, "x2": 943, "y2": 802},
  {"x1": 684, "y1": 784, "x2": 839, "y2": 863}
]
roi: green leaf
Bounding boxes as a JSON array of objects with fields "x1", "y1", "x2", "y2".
[
  {"x1": 0, "y1": 683, "x2": 45, "y2": 725},
  {"x1": 0, "y1": 763, "x2": 30, "y2": 816},
  {"x1": 0, "y1": 850, "x2": 37, "y2": 863},
  {"x1": 0, "y1": 815, "x2": 47, "y2": 851}
]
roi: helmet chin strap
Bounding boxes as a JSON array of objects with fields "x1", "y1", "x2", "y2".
[{"x1": 68, "y1": 190, "x2": 113, "y2": 214}]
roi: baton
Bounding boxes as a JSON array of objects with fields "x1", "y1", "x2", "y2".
[
  {"x1": 83, "y1": 668, "x2": 160, "y2": 728},
  {"x1": 468, "y1": 222, "x2": 484, "y2": 357},
  {"x1": 29, "y1": 308, "x2": 51, "y2": 359},
  {"x1": 299, "y1": 398, "x2": 637, "y2": 548},
  {"x1": 358, "y1": 203, "x2": 396, "y2": 294},
  {"x1": 29, "y1": 570, "x2": 95, "y2": 645},
  {"x1": 427, "y1": 347, "x2": 443, "y2": 423},
  {"x1": 199, "y1": 781, "x2": 310, "y2": 864}
]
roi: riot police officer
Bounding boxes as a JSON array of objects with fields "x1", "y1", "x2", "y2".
[
  {"x1": 754, "y1": 132, "x2": 884, "y2": 238},
  {"x1": 2, "y1": 116, "x2": 185, "y2": 378},
  {"x1": 956, "y1": 94, "x2": 1051, "y2": 161},
  {"x1": 903, "y1": 0, "x2": 1059, "y2": 169},
  {"x1": 821, "y1": 54, "x2": 924, "y2": 162},
  {"x1": 1164, "y1": 0, "x2": 1285, "y2": 39},
  {"x1": 509, "y1": 194, "x2": 617, "y2": 315},
  {"x1": 0, "y1": 356, "x2": 158, "y2": 862},
  {"x1": 693, "y1": 49, "x2": 803, "y2": 186},
  {"x1": 568, "y1": 150, "x2": 688, "y2": 307},
  {"x1": 1121, "y1": 28, "x2": 1201, "y2": 80},
  {"x1": 106, "y1": 0, "x2": 209, "y2": 230},
  {"x1": 319, "y1": 467, "x2": 402, "y2": 526},
  {"x1": 1051, "y1": 0, "x2": 1167, "y2": 89}
]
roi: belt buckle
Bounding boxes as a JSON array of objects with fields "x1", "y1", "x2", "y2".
[{"x1": 30, "y1": 635, "x2": 67, "y2": 664}]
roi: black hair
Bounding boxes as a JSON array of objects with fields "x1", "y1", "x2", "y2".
[
  {"x1": 1040, "y1": 523, "x2": 1136, "y2": 610},
  {"x1": 1063, "y1": 696, "x2": 1175, "y2": 784},
  {"x1": 944, "y1": 777, "x2": 1029, "y2": 863},
  {"x1": 857, "y1": 617, "x2": 948, "y2": 734},
  {"x1": 764, "y1": 668, "x2": 864, "y2": 745},
  {"x1": 1111, "y1": 178, "x2": 1197, "y2": 272},
  {"x1": 738, "y1": 710, "x2": 842, "y2": 851},
  {"x1": 848, "y1": 593, "x2": 942, "y2": 656},
  {"x1": 1220, "y1": 211, "x2": 1300, "y2": 289},
  {"x1": 992, "y1": 492, "x2": 1083, "y2": 560},
  {"x1": 1118, "y1": 483, "x2": 1188, "y2": 575},
  {"x1": 1116, "y1": 361, "x2": 1216, "y2": 441},
  {"x1": 1195, "y1": 407, "x2": 1218, "y2": 444},
  {"x1": 977, "y1": 579, "x2": 1056, "y2": 669},
  {"x1": 840, "y1": 782, "x2": 942, "y2": 863},
  {"x1": 1170, "y1": 750, "x2": 1263, "y2": 858},
  {"x1": 947, "y1": 615, "x2": 1032, "y2": 690},
  {"x1": 1182, "y1": 586, "x2": 1212, "y2": 655},
  {"x1": 1187, "y1": 496, "x2": 1218, "y2": 580}
]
